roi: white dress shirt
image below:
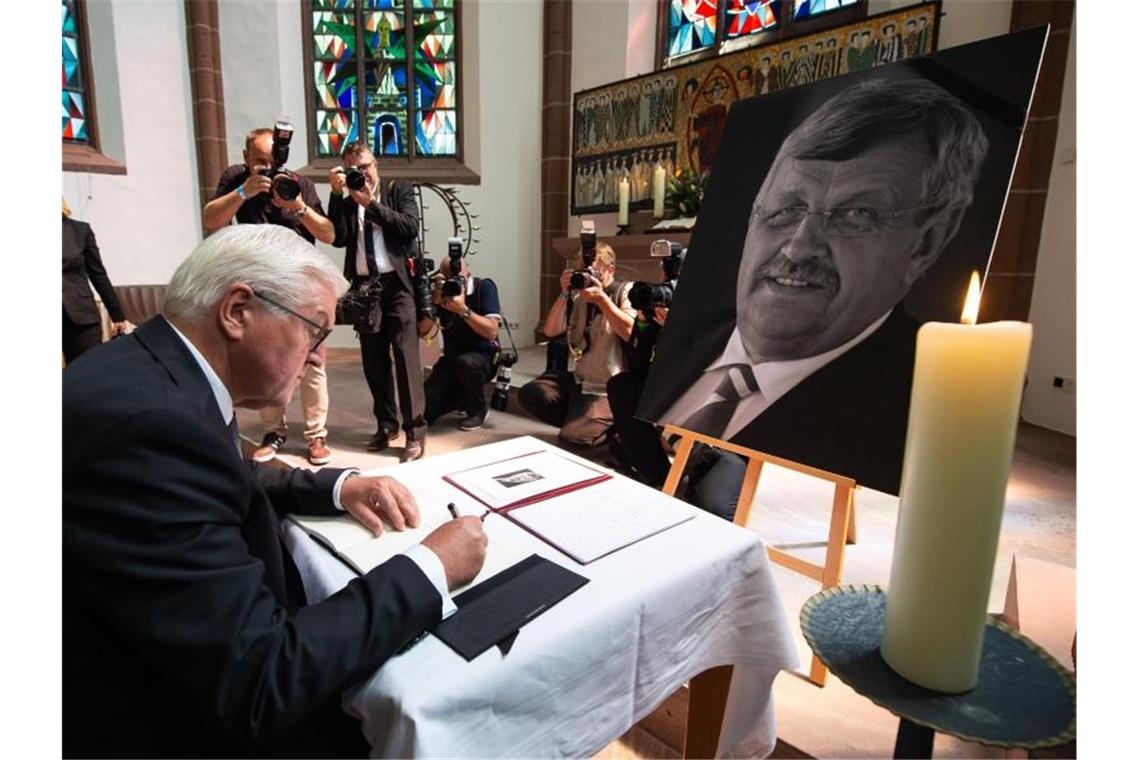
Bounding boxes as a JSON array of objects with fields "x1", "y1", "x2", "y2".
[
  {"x1": 356, "y1": 202, "x2": 396, "y2": 276},
  {"x1": 662, "y1": 311, "x2": 891, "y2": 440},
  {"x1": 167, "y1": 320, "x2": 453, "y2": 616}
]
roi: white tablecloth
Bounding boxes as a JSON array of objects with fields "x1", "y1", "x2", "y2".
[{"x1": 284, "y1": 436, "x2": 798, "y2": 757}]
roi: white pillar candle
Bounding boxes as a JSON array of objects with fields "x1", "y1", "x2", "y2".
[
  {"x1": 880, "y1": 273, "x2": 1032, "y2": 693},
  {"x1": 617, "y1": 178, "x2": 630, "y2": 226},
  {"x1": 652, "y1": 166, "x2": 666, "y2": 218}
]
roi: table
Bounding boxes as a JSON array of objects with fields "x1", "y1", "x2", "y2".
[
  {"x1": 800, "y1": 585, "x2": 1076, "y2": 758},
  {"x1": 284, "y1": 436, "x2": 799, "y2": 758}
]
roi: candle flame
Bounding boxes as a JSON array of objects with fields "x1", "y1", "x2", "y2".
[{"x1": 960, "y1": 271, "x2": 982, "y2": 325}]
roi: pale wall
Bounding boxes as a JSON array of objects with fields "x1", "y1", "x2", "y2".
[
  {"x1": 1022, "y1": 23, "x2": 1077, "y2": 435},
  {"x1": 62, "y1": 0, "x2": 203, "y2": 285}
]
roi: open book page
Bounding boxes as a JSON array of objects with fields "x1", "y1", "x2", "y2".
[
  {"x1": 444, "y1": 450, "x2": 608, "y2": 511},
  {"x1": 505, "y1": 480, "x2": 695, "y2": 564},
  {"x1": 290, "y1": 478, "x2": 531, "y2": 597}
]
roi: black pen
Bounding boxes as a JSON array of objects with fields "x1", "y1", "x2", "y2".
[
  {"x1": 480, "y1": 509, "x2": 491, "y2": 522},
  {"x1": 447, "y1": 503, "x2": 459, "y2": 520}
]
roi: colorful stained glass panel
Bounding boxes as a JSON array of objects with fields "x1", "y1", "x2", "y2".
[
  {"x1": 364, "y1": 0, "x2": 401, "y2": 9},
  {"x1": 316, "y1": 109, "x2": 357, "y2": 157},
  {"x1": 792, "y1": 0, "x2": 857, "y2": 21},
  {"x1": 63, "y1": 90, "x2": 88, "y2": 141},
  {"x1": 63, "y1": 36, "x2": 80, "y2": 87},
  {"x1": 364, "y1": 10, "x2": 405, "y2": 58},
  {"x1": 413, "y1": 0, "x2": 453, "y2": 9},
  {"x1": 62, "y1": 0, "x2": 76, "y2": 34},
  {"x1": 414, "y1": 11, "x2": 454, "y2": 60},
  {"x1": 726, "y1": 0, "x2": 781, "y2": 38},
  {"x1": 667, "y1": 0, "x2": 718, "y2": 58},
  {"x1": 313, "y1": 12, "x2": 356, "y2": 60},
  {"x1": 315, "y1": 0, "x2": 355, "y2": 9},
  {"x1": 314, "y1": 60, "x2": 357, "y2": 109},
  {"x1": 415, "y1": 108, "x2": 456, "y2": 156},
  {"x1": 412, "y1": 60, "x2": 453, "y2": 114},
  {"x1": 367, "y1": 109, "x2": 408, "y2": 156}
]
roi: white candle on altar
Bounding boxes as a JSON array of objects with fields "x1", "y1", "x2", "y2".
[
  {"x1": 880, "y1": 272, "x2": 1032, "y2": 693},
  {"x1": 617, "y1": 178, "x2": 630, "y2": 226},
  {"x1": 652, "y1": 166, "x2": 666, "y2": 218}
]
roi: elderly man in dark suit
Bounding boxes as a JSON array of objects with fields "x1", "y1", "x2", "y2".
[
  {"x1": 327, "y1": 142, "x2": 428, "y2": 462},
  {"x1": 648, "y1": 79, "x2": 988, "y2": 494},
  {"x1": 63, "y1": 224, "x2": 487, "y2": 757}
]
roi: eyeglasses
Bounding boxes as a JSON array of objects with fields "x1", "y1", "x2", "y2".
[
  {"x1": 253, "y1": 291, "x2": 332, "y2": 353},
  {"x1": 753, "y1": 203, "x2": 937, "y2": 237},
  {"x1": 345, "y1": 160, "x2": 374, "y2": 173}
]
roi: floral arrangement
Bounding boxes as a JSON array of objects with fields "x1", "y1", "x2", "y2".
[{"x1": 664, "y1": 168, "x2": 709, "y2": 219}]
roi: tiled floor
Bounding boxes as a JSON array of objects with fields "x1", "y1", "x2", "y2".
[{"x1": 237, "y1": 345, "x2": 1076, "y2": 759}]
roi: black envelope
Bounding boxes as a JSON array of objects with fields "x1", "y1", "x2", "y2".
[{"x1": 434, "y1": 554, "x2": 589, "y2": 661}]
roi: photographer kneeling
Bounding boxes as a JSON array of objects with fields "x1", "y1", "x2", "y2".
[
  {"x1": 607, "y1": 242, "x2": 745, "y2": 522},
  {"x1": 418, "y1": 248, "x2": 502, "y2": 430},
  {"x1": 519, "y1": 237, "x2": 635, "y2": 450}
]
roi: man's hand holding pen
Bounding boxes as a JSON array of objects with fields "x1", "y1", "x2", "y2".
[{"x1": 423, "y1": 507, "x2": 487, "y2": 589}]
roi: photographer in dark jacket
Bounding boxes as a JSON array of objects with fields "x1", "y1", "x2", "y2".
[
  {"x1": 607, "y1": 246, "x2": 745, "y2": 522},
  {"x1": 418, "y1": 254, "x2": 502, "y2": 430},
  {"x1": 328, "y1": 142, "x2": 427, "y2": 462}
]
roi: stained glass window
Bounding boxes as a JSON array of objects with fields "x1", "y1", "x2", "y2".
[
  {"x1": 62, "y1": 0, "x2": 89, "y2": 143},
  {"x1": 307, "y1": 0, "x2": 459, "y2": 159},
  {"x1": 793, "y1": 0, "x2": 858, "y2": 21},
  {"x1": 666, "y1": 0, "x2": 718, "y2": 58},
  {"x1": 726, "y1": 1, "x2": 781, "y2": 40},
  {"x1": 662, "y1": 0, "x2": 864, "y2": 66}
]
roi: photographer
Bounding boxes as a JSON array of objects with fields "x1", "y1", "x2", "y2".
[
  {"x1": 418, "y1": 251, "x2": 502, "y2": 430},
  {"x1": 203, "y1": 125, "x2": 336, "y2": 466},
  {"x1": 518, "y1": 240, "x2": 635, "y2": 449},
  {"x1": 327, "y1": 142, "x2": 427, "y2": 462},
  {"x1": 607, "y1": 243, "x2": 745, "y2": 522}
]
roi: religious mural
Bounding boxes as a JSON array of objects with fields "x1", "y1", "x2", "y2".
[{"x1": 571, "y1": 2, "x2": 939, "y2": 214}]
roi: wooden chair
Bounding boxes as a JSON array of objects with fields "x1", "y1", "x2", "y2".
[{"x1": 661, "y1": 424, "x2": 858, "y2": 686}]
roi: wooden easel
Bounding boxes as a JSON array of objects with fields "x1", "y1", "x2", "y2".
[{"x1": 661, "y1": 424, "x2": 858, "y2": 687}]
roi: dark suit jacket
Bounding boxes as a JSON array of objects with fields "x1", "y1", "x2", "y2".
[
  {"x1": 62, "y1": 216, "x2": 124, "y2": 324},
  {"x1": 642, "y1": 309, "x2": 919, "y2": 495},
  {"x1": 63, "y1": 317, "x2": 441, "y2": 757},
  {"x1": 328, "y1": 180, "x2": 419, "y2": 293}
]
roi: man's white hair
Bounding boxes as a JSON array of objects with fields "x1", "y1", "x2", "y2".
[{"x1": 163, "y1": 225, "x2": 348, "y2": 321}]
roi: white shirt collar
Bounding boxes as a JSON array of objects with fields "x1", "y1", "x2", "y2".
[
  {"x1": 167, "y1": 320, "x2": 235, "y2": 426},
  {"x1": 710, "y1": 310, "x2": 892, "y2": 403}
]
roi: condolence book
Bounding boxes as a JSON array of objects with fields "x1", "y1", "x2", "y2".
[{"x1": 443, "y1": 451, "x2": 694, "y2": 564}]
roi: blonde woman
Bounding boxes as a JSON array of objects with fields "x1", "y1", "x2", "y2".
[{"x1": 62, "y1": 197, "x2": 132, "y2": 363}]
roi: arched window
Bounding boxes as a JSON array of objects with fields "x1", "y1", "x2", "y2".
[{"x1": 303, "y1": 0, "x2": 472, "y2": 181}]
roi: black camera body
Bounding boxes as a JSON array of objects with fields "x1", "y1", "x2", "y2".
[
  {"x1": 345, "y1": 167, "x2": 368, "y2": 192},
  {"x1": 260, "y1": 118, "x2": 301, "y2": 201},
  {"x1": 570, "y1": 221, "x2": 598, "y2": 291},
  {"x1": 629, "y1": 239, "x2": 686, "y2": 321},
  {"x1": 489, "y1": 351, "x2": 518, "y2": 411},
  {"x1": 412, "y1": 254, "x2": 436, "y2": 321},
  {"x1": 440, "y1": 237, "x2": 465, "y2": 298}
]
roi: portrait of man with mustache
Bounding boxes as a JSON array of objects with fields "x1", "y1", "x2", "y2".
[{"x1": 649, "y1": 78, "x2": 990, "y2": 495}]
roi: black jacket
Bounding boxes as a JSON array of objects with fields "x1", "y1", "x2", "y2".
[
  {"x1": 62, "y1": 216, "x2": 124, "y2": 324},
  {"x1": 328, "y1": 180, "x2": 420, "y2": 293},
  {"x1": 63, "y1": 317, "x2": 441, "y2": 757}
]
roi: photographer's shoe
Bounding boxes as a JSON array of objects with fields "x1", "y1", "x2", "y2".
[
  {"x1": 400, "y1": 440, "x2": 425, "y2": 463},
  {"x1": 458, "y1": 411, "x2": 487, "y2": 431},
  {"x1": 367, "y1": 428, "x2": 396, "y2": 452},
  {"x1": 252, "y1": 432, "x2": 286, "y2": 463},
  {"x1": 307, "y1": 437, "x2": 331, "y2": 465}
]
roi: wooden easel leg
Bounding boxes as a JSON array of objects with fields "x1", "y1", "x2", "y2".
[
  {"x1": 732, "y1": 458, "x2": 764, "y2": 527},
  {"x1": 846, "y1": 495, "x2": 858, "y2": 545},
  {"x1": 684, "y1": 665, "x2": 733, "y2": 759},
  {"x1": 663, "y1": 436, "x2": 696, "y2": 497},
  {"x1": 808, "y1": 483, "x2": 856, "y2": 687}
]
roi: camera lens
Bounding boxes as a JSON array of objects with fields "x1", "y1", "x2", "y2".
[
  {"x1": 345, "y1": 169, "x2": 366, "y2": 191},
  {"x1": 570, "y1": 271, "x2": 587, "y2": 290},
  {"x1": 274, "y1": 174, "x2": 301, "y2": 202},
  {"x1": 441, "y1": 279, "x2": 463, "y2": 298}
]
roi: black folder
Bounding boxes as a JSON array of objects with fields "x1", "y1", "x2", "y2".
[{"x1": 434, "y1": 554, "x2": 589, "y2": 661}]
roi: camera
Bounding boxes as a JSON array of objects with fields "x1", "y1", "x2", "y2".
[
  {"x1": 440, "y1": 237, "x2": 465, "y2": 298},
  {"x1": 629, "y1": 240, "x2": 686, "y2": 322},
  {"x1": 569, "y1": 220, "x2": 597, "y2": 291},
  {"x1": 258, "y1": 118, "x2": 301, "y2": 201},
  {"x1": 345, "y1": 167, "x2": 367, "y2": 192},
  {"x1": 489, "y1": 351, "x2": 518, "y2": 412},
  {"x1": 412, "y1": 253, "x2": 436, "y2": 321}
]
